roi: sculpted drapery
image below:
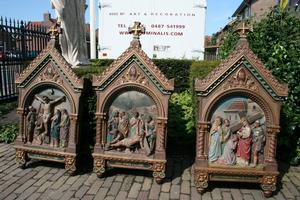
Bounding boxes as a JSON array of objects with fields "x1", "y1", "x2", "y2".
[{"x1": 51, "y1": 0, "x2": 88, "y2": 67}]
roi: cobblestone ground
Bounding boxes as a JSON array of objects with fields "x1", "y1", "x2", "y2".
[{"x1": 0, "y1": 143, "x2": 300, "y2": 200}]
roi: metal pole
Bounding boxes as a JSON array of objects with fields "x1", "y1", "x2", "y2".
[{"x1": 90, "y1": 0, "x2": 96, "y2": 59}]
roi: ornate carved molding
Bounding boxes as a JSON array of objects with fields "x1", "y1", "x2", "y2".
[
  {"x1": 93, "y1": 157, "x2": 106, "y2": 177},
  {"x1": 35, "y1": 63, "x2": 63, "y2": 85},
  {"x1": 15, "y1": 149, "x2": 27, "y2": 168},
  {"x1": 65, "y1": 155, "x2": 76, "y2": 175},
  {"x1": 194, "y1": 172, "x2": 209, "y2": 193},
  {"x1": 223, "y1": 68, "x2": 259, "y2": 92},
  {"x1": 152, "y1": 162, "x2": 166, "y2": 183},
  {"x1": 261, "y1": 175, "x2": 277, "y2": 197},
  {"x1": 116, "y1": 63, "x2": 149, "y2": 86},
  {"x1": 195, "y1": 43, "x2": 288, "y2": 99}
]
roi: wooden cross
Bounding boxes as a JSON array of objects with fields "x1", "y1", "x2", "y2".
[
  {"x1": 236, "y1": 20, "x2": 250, "y2": 38},
  {"x1": 48, "y1": 23, "x2": 61, "y2": 39},
  {"x1": 128, "y1": 21, "x2": 145, "y2": 39}
]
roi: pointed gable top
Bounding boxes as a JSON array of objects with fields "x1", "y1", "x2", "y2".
[
  {"x1": 93, "y1": 22, "x2": 174, "y2": 93},
  {"x1": 15, "y1": 24, "x2": 83, "y2": 90},
  {"x1": 195, "y1": 22, "x2": 288, "y2": 100}
]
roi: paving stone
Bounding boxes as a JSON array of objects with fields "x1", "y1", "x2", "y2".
[
  {"x1": 285, "y1": 182, "x2": 300, "y2": 196},
  {"x1": 0, "y1": 183, "x2": 20, "y2": 199},
  {"x1": 107, "y1": 182, "x2": 122, "y2": 196},
  {"x1": 84, "y1": 173, "x2": 97, "y2": 186},
  {"x1": 33, "y1": 173, "x2": 53, "y2": 187},
  {"x1": 243, "y1": 194, "x2": 255, "y2": 200},
  {"x1": 250, "y1": 190, "x2": 265, "y2": 200},
  {"x1": 14, "y1": 179, "x2": 35, "y2": 194},
  {"x1": 102, "y1": 176, "x2": 115, "y2": 188},
  {"x1": 115, "y1": 191, "x2": 128, "y2": 200},
  {"x1": 51, "y1": 175, "x2": 69, "y2": 189},
  {"x1": 94, "y1": 188, "x2": 109, "y2": 200},
  {"x1": 170, "y1": 184, "x2": 180, "y2": 199},
  {"x1": 50, "y1": 168, "x2": 66, "y2": 181},
  {"x1": 191, "y1": 187, "x2": 202, "y2": 199},
  {"x1": 121, "y1": 176, "x2": 134, "y2": 191},
  {"x1": 231, "y1": 188, "x2": 243, "y2": 200},
  {"x1": 171, "y1": 176, "x2": 181, "y2": 185},
  {"x1": 182, "y1": 168, "x2": 191, "y2": 181},
  {"x1": 181, "y1": 180, "x2": 191, "y2": 194},
  {"x1": 211, "y1": 188, "x2": 222, "y2": 200},
  {"x1": 142, "y1": 177, "x2": 152, "y2": 191},
  {"x1": 115, "y1": 174, "x2": 125, "y2": 182},
  {"x1": 16, "y1": 171, "x2": 37, "y2": 185},
  {"x1": 2, "y1": 168, "x2": 23, "y2": 181},
  {"x1": 65, "y1": 175, "x2": 80, "y2": 185},
  {"x1": 60, "y1": 190, "x2": 76, "y2": 200},
  {"x1": 48, "y1": 168, "x2": 58, "y2": 174},
  {"x1": 37, "y1": 181, "x2": 53, "y2": 192},
  {"x1": 137, "y1": 191, "x2": 149, "y2": 200},
  {"x1": 290, "y1": 177, "x2": 300, "y2": 186},
  {"x1": 128, "y1": 183, "x2": 142, "y2": 198},
  {"x1": 70, "y1": 175, "x2": 89, "y2": 191},
  {"x1": 26, "y1": 193, "x2": 42, "y2": 200},
  {"x1": 159, "y1": 192, "x2": 170, "y2": 200},
  {"x1": 135, "y1": 176, "x2": 144, "y2": 183},
  {"x1": 222, "y1": 192, "x2": 233, "y2": 200},
  {"x1": 0, "y1": 176, "x2": 19, "y2": 191},
  {"x1": 149, "y1": 183, "x2": 161, "y2": 199},
  {"x1": 75, "y1": 185, "x2": 90, "y2": 199},
  {"x1": 87, "y1": 179, "x2": 103, "y2": 194},
  {"x1": 104, "y1": 196, "x2": 115, "y2": 200},
  {"x1": 15, "y1": 186, "x2": 38, "y2": 200},
  {"x1": 3, "y1": 193, "x2": 18, "y2": 200},
  {"x1": 273, "y1": 191, "x2": 286, "y2": 200},
  {"x1": 161, "y1": 182, "x2": 171, "y2": 192},
  {"x1": 202, "y1": 192, "x2": 213, "y2": 200},
  {"x1": 33, "y1": 167, "x2": 51, "y2": 179},
  {"x1": 281, "y1": 187, "x2": 295, "y2": 199},
  {"x1": 81, "y1": 195, "x2": 95, "y2": 200},
  {"x1": 180, "y1": 194, "x2": 190, "y2": 200}
]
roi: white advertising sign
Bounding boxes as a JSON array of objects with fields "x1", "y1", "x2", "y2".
[{"x1": 99, "y1": 0, "x2": 207, "y2": 60}]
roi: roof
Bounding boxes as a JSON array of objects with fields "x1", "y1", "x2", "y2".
[
  {"x1": 232, "y1": 0, "x2": 251, "y2": 17},
  {"x1": 225, "y1": 100, "x2": 247, "y2": 111}
]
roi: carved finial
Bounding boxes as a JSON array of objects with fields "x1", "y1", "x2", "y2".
[
  {"x1": 235, "y1": 20, "x2": 250, "y2": 38},
  {"x1": 48, "y1": 22, "x2": 61, "y2": 40},
  {"x1": 128, "y1": 21, "x2": 145, "y2": 48}
]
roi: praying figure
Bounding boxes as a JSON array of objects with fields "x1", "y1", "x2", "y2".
[
  {"x1": 26, "y1": 106, "x2": 37, "y2": 144},
  {"x1": 208, "y1": 116, "x2": 223, "y2": 162},
  {"x1": 60, "y1": 109, "x2": 70, "y2": 148},
  {"x1": 50, "y1": 109, "x2": 61, "y2": 147},
  {"x1": 51, "y1": 0, "x2": 88, "y2": 67}
]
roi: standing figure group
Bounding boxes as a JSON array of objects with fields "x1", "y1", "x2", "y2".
[
  {"x1": 208, "y1": 116, "x2": 265, "y2": 167},
  {"x1": 106, "y1": 110, "x2": 156, "y2": 156},
  {"x1": 25, "y1": 95, "x2": 70, "y2": 148}
]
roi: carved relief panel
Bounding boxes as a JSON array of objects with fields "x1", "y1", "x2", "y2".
[
  {"x1": 14, "y1": 33, "x2": 83, "y2": 175},
  {"x1": 194, "y1": 24, "x2": 288, "y2": 197},
  {"x1": 92, "y1": 22, "x2": 174, "y2": 184}
]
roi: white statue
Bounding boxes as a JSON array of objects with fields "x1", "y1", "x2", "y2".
[{"x1": 51, "y1": 0, "x2": 89, "y2": 67}]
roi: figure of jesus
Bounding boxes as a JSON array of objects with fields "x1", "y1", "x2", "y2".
[
  {"x1": 35, "y1": 95, "x2": 65, "y2": 138},
  {"x1": 51, "y1": 0, "x2": 88, "y2": 67}
]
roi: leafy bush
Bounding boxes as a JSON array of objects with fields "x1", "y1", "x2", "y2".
[
  {"x1": 0, "y1": 100, "x2": 17, "y2": 117},
  {"x1": 189, "y1": 60, "x2": 221, "y2": 88},
  {"x1": 218, "y1": 27, "x2": 239, "y2": 59},
  {"x1": 168, "y1": 91, "x2": 195, "y2": 142},
  {"x1": 247, "y1": 10, "x2": 300, "y2": 162},
  {"x1": 153, "y1": 59, "x2": 192, "y2": 92},
  {"x1": 0, "y1": 124, "x2": 18, "y2": 143}
]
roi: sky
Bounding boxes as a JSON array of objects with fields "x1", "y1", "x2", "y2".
[{"x1": 0, "y1": 0, "x2": 241, "y2": 35}]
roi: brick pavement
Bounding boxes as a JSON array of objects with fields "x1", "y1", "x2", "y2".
[{"x1": 0, "y1": 142, "x2": 300, "y2": 199}]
